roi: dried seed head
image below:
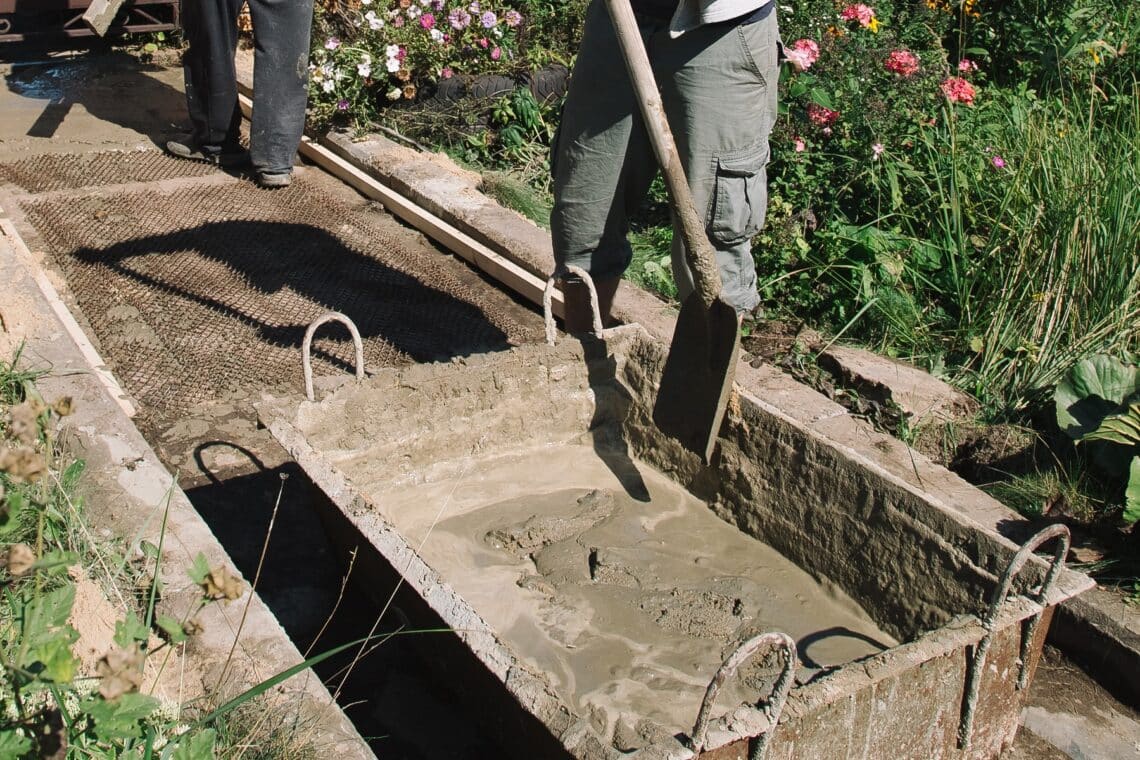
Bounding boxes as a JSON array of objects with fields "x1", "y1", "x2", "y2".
[
  {"x1": 96, "y1": 643, "x2": 145, "y2": 700},
  {"x1": 3, "y1": 543, "x2": 37, "y2": 576},
  {"x1": 200, "y1": 565, "x2": 244, "y2": 603},
  {"x1": 6, "y1": 399, "x2": 44, "y2": 445},
  {"x1": 52, "y1": 397, "x2": 74, "y2": 417},
  {"x1": 0, "y1": 446, "x2": 47, "y2": 482}
]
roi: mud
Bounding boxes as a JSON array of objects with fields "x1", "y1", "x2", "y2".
[{"x1": 355, "y1": 443, "x2": 895, "y2": 739}]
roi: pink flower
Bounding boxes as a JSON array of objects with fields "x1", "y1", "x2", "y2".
[
  {"x1": 807, "y1": 103, "x2": 840, "y2": 128},
  {"x1": 324, "y1": 37, "x2": 340, "y2": 50},
  {"x1": 448, "y1": 8, "x2": 470, "y2": 29},
  {"x1": 785, "y1": 38, "x2": 820, "y2": 71},
  {"x1": 872, "y1": 142, "x2": 884, "y2": 158},
  {"x1": 503, "y1": 9, "x2": 522, "y2": 27},
  {"x1": 958, "y1": 58, "x2": 978, "y2": 74},
  {"x1": 336, "y1": 99, "x2": 349, "y2": 111},
  {"x1": 793, "y1": 137, "x2": 806, "y2": 152},
  {"x1": 478, "y1": 37, "x2": 489, "y2": 48},
  {"x1": 491, "y1": 46, "x2": 501, "y2": 60},
  {"x1": 991, "y1": 155, "x2": 1006, "y2": 169},
  {"x1": 840, "y1": 4, "x2": 874, "y2": 28},
  {"x1": 884, "y1": 49, "x2": 919, "y2": 77},
  {"x1": 420, "y1": 12, "x2": 435, "y2": 29},
  {"x1": 940, "y1": 76, "x2": 976, "y2": 105},
  {"x1": 441, "y1": 66, "x2": 454, "y2": 78}
]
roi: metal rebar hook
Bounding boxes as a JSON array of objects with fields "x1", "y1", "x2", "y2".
[
  {"x1": 957, "y1": 523, "x2": 1070, "y2": 750},
  {"x1": 543, "y1": 264, "x2": 603, "y2": 345},
  {"x1": 690, "y1": 631, "x2": 798, "y2": 760},
  {"x1": 302, "y1": 311, "x2": 365, "y2": 401}
]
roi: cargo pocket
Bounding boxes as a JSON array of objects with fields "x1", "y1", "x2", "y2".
[{"x1": 707, "y1": 145, "x2": 769, "y2": 247}]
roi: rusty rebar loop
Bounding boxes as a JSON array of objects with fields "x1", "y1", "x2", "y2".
[
  {"x1": 689, "y1": 631, "x2": 798, "y2": 760},
  {"x1": 957, "y1": 523, "x2": 1070, "y2": 750},
  {"x1": 302, "y1": 311, "x2": 365, "y2": 402},
  {"x1": 544, "y1": 264, "x2": 603, "y2": 345}
]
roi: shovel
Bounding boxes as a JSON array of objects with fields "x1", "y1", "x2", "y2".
[{"x1": 603, "y1": 0, "x2": 741, "y2": 463}]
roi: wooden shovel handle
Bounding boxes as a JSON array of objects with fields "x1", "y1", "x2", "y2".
[{"x1": 603, "y1": 0, "x2": 723, "y2": 307}]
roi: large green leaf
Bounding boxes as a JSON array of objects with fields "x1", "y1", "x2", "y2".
[
  {"x1": 1055, "y1": 355, "x2": 1140, "y2": 438},
  {"x1": 1124, "y1": 457, "x2": 1140, "y2": 525},
  {"x1": 164, "y1": 729, "x2": 216, "y2": 760},
  {"x1": 0, "y1": 729, "x2": 33, "y2": 760},
  {"x1": 81, "y1": 692, "x2": 160, "y2": 741},
  {"x1": 1084, "y1": 403, "x2": 1140, "y2": 447}
]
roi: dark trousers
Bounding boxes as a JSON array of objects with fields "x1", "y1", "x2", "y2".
[{"x1": 182, "y1": 0, "x2": 314, "y2": 174}]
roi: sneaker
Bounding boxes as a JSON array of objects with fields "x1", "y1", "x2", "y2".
[
  {"x1": 165, "y1": 138, "x2": 250, "y2": 167},
  {"x1": 256, "y1": 171, "x2": 292, "y2": 189}
]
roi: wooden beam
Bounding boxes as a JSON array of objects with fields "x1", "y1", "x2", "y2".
[
  {"x1": 82, "y1": 0, "x2": 128, "y2": 36},
  {"x1": 236, "y1": 93, "x2": 564, "y2": 318}
]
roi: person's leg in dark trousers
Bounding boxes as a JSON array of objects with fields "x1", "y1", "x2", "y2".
[
  {"x1": 245, "y1": 0, "x2": 315, "y2": 182},
  {"x1": 175, "y1": 0, "x2": 246, "y2": 163}
]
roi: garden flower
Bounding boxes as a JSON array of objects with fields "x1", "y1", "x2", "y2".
[
  {"x1": 884, "y1": 49, "x2": 919, "y2": 77},
  {"x1": 365, "y1": 10, "x2": 383, "y2": 30},
  {"x1": 403, "y1": 84, "x2": 417, "y2": 99},
  {"x1": 396, "y1": 67, "x2": 411, "y2": 82},
  {"x1": 432, "y1": 0, "x2": 444, "y2": 10},
  {"x1": 448, "y1": 8, "x2": 471, "y2": 29},
  {"x1": 941, "y1": 76, "x2": 976, "y2": 105},
  {"x1": 420, "y1": 12, "x2": 435, "y2": 28},
  {"x1": 785, "y1": 39, "x2": 819, "y2": 71},
  {"x1": 991, "y1": 155, "x2": 1006, "y2": 169},
  {"x1": 324, "y1": 37, "x2": 340, "y2": 50},
  {"x1": 504, "y1": 10, "x2": 522, "y2": 27},
  {"x1": 386, "y1": 56, "x2": 401, "y2": 73},
  {"x1": 399, "y1": 0, "x2": 410, "y2": 7},
  {"x1": 393, "y1": 15, "x2": 404, "y2": 26},
  {"x1": 430, "y1": 28, "x2": 444, "y2": 42},
  {"x1": 481, "y1": 10, "x2": 497, "y2": 28},
  {"x1": 362, "y1": 0, "x2": 371, "y2": 4},
  {"x1": 337, "y1": 99, "x2": 349, "y2": 111},
  {"x1": 441, "y1": 66, "x2": 454, "y2": 78},
  {"x1": 479, "y1": 37, "x2": 489, "y2": 48},
  {"x1": 872, "y1": 142, "x2": 884, "y2": 158},
  {"x1": 469, "y1": 1, "x2": 480, "y2": 13},
  {"x1": 386, "y1": 44, "x2": 400, "y2": 58},
  {"x1": 794, "y1": 137, "x2": 806, "y2": 152},
  {"x1": 840, "y1": 4, "x2": 874, "y2": 27},
  {"x1": 407, "y1": 5, "x2": 421, "y2": 19},
  {"x1": 807, "y1": 103, "x2": 839, "y2": 128},
  {"x1": 322, "y1": 79, "x2": 335, "y2": 93},
  {"x1": 357, "y1": 61, "x2": 371, "y2": 78},
  {"x1": 491, "y1": 46, "x2": 501, "y2": 60},
  {"x1": 387, "y1": 87, "x2": 402, "y2": 100}
]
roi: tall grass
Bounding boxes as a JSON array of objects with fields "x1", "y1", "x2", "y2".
[{"x1": 863, "y1": 80, "x2": 1140, "y2": 412}]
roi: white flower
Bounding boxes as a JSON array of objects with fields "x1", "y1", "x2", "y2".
[
  {"x1": 361, "y1": 0, "x2": 371, "y2": 4},
  {"x1": 386, "y1": 57, "x2": 401, "y2": 73},
  {"x1": 387, "y1": 87, "x2": 402, "y2": 100},
  {"x1": 365, "y1": 10, "x2": 384, "y2": 29},
  {"x1": 430, "y1": 28, "x2": 444, "y2": 42},
  {"x1": 357, "y1": 62, "x2": 372, "y2": 77},
  {"x1": 407, "y1": 5, "x2": 421, "y2": 18},
  {"x1": 322, "y1": 79, "x2": 336, "y2": 93},
  {"x1": 492, "y1": 27, "x2": 502, "y2": 38},
  {"x1": 386, "y1": 44, "x2": 401, "y2": 57}
]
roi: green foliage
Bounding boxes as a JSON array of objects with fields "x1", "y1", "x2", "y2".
[{"x1": 1054, "y1": 354, "x2": 1140, "y2": 523}]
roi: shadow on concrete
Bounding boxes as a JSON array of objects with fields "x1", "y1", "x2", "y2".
[
  {"x1": 3, "y1": 49, "x2": 187, "y2": 148},
  {"x1": 71, "y1": 220, "x2": 517, "y2": 369},
  {"x1": 797, "y1": 626, "x2": 894, "y2": 670}
]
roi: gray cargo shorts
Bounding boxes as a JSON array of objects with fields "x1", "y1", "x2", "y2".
[{"x1": 550, "y1": 0, "x2": 779, "y2": 313}]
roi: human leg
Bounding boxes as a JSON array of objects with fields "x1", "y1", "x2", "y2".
[
  {"x1": 656, "y1": 8, "x2": 780, "y2": 314},
  {"x1": 550, "y1": 0, "x2": 661, "y2": 331},
  {"x1": 175, "y1": 0, "x2": 245, "y2": 161},
  {"x1": 245, "y1": 0, "x2": 315, "y2": 181}
]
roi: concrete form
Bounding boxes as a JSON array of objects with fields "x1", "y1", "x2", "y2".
[{"x1": 259, "y1": 325, "x2": 1092, "y2": 759}]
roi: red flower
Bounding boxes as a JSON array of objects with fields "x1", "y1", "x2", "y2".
[
  {"x1": 807, "y1": 103, "x2": 840, "y2": 128},
  {"x1": 940, "y1": 76, "x2": 976, "y2": 105},
  {"x1": 884, "y1": 49, "x2": 919, "y2": 77}
]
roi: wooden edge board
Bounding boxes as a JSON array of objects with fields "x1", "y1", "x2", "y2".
[{"x1": 0, "y1": 219, "x2": 138, "y2": 418}]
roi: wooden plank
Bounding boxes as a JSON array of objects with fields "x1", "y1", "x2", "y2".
[
  {"x1": 236, "y1": 92, "x2": 564, "y2": 318},
  {"x1": 82, "y1": 0, "x2": 127, "y2": 36}
]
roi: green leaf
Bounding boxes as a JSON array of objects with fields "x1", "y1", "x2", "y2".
[
  {"x1": 187, "y1": 553, "x2": 210, "y2": 585},
  {"x1": 60, "y1": 459, "x2": 85, "y2": 491},
  {"x1": 156, "y1": 615, "x2": 187, "y2": 645},
  {"x1": 1083, "y1": 403, "x2": 1140, "y2": 448},
  {"x1": 1125, "y1": 457, "x2": 1140, "y2": 525},
  {"x1": 29, "y1": 635, "x2": 79, "y2": 682},
  {"x1": 1054, "y1": 355, "x2": 1140, "y2": 438},
  {"x1": 809, "y1": 87, "x2": 834, "y2": 110},
  {"x1": 115, "y1": 614, "x2": 150, "y2": 648},
  {"x1": 0, "y1": 490, "x2": 26, "y2": 535},
  {"x1": 0, "y1": 729, "x2": 33, "y2": 760},
  {"x1": 81, "y1": 692, "x2": 160, "y2": 741},
  {"x1": 140, "y1": 540, "x2": 161, "y2": 561},
  {"x1": 166, "y1": 729, "x2": 216, "y2": 760}
]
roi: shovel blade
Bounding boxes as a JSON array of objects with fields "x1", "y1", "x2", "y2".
[{"x1": 651, "y1": 293, "x2": 741, "y2": 463}]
